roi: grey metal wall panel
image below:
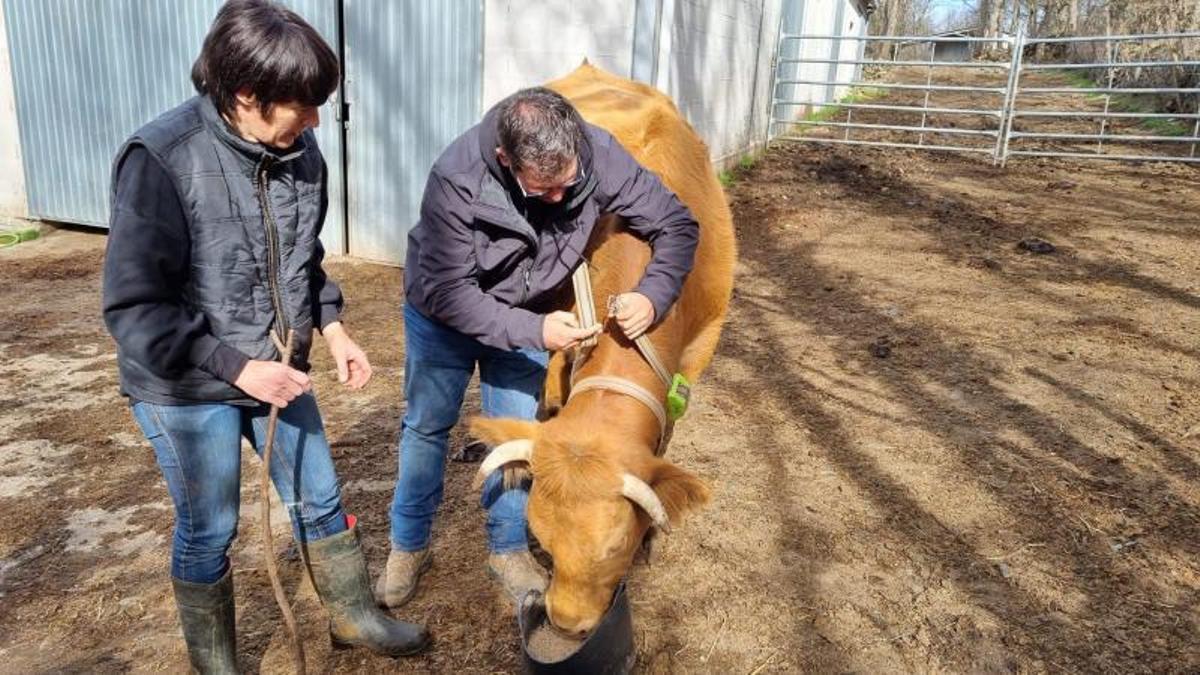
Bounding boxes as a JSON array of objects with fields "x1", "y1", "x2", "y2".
[
  {"x1": 2, "y1": 0, "x2": 344, "y2": 254},
  {"x1": 343, "y1": 0, "x2": 482, "y2": 264}
]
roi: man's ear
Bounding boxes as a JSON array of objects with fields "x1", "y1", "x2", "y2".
[{"x1": 495, "y1": 147, "x2": 511, "y2": 168}]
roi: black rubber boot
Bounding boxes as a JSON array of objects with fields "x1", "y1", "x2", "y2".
[
  {"x1": 306, "y1": 526, "x2": 431, "y2": 657},
  {"x1": 171, "y1": 570, "x2": 239, "y2": 674}
]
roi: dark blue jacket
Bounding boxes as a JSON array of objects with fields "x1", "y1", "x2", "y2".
[{"x1": 404, "y1": 103, "x2": 699, "y2": 350}]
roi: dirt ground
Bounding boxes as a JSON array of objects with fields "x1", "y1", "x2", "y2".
[{"x1": 2, "y1": 77, "x2": 1199, "y2": 673}]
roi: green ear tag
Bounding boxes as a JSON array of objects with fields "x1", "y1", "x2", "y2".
[{"x1": 667, "y1": 373, "x2": 691, "y2": 421}]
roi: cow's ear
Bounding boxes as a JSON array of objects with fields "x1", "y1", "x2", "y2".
[
  {"x1": 468, "y1": 416, "x2": 540, "y2": 446},
  {"x1": 648, "y1": 460, "x2": 711, "y2": 525}
]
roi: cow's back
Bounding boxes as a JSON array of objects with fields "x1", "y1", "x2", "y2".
[{"x1": 548, "y1": 63, "x2": 736, "y2": 379}]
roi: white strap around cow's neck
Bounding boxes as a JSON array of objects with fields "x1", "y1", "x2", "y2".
[{"x1": 568, "y1": 375, "x2": 668, "y2": 443}]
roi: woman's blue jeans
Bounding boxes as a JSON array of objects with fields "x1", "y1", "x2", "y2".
[
  {"x1": 131, "y1": 392, "x2": 347, "y2": 584},
  {"x1": 389, "y1": 305, "x2": 548, "y2": 554}
]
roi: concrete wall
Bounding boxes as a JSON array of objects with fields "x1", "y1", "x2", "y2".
[
  {"x1": 0, "y1": 0, "x2": 28, "y2": 219},
  {"x1": 656, "y1": 0, "x2": 783, "y2": 164},
  {"x1": 482, "y1": 0, "x2": 637, "y2": 109},
  {"x1": 483, "y1": 0, "x2": 799, "y2": 165}
]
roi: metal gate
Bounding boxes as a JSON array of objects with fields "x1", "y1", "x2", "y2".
[
  {"x1": 341, "y1": 0, "x2": 482, "y2": 264},
  {"x1": 769, "y1": 29, "x2": 1200, "y2": 166},
  {"x1": 2, "y1": 0, "x2": 346, "y2": 252}
]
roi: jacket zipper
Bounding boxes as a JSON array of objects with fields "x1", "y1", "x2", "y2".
[
  {"x1": 256, "y1": 159, "x2": 290, "y2": 349},
  {"x1": 519, "y1": 264, "x2": 532, "y2": 304}
]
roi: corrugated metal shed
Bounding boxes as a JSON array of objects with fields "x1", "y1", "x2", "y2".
[
  {"x1": 1, "y1": 0, "x2": 346, "y2": 252},
  {"x1": 341, "y1": 0, "x2": 482, "y2": 264}
]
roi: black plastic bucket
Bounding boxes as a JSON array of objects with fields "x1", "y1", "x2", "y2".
[{"x1": 518, "y1": 581, "x2": 636, "y2": 675}]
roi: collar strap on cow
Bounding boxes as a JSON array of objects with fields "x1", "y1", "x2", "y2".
[{"x1": 568, "y1": 375, "x2": 668, "y2": 443}]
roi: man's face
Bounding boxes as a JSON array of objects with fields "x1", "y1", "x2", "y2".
[
  {"x1": 229, "y1": 92, "x2": 321, "y2": 149},
  {"x1": 496, "y1": 149, "x2": 581, "y2": 205}
]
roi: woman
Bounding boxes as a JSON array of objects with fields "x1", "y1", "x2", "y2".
[{"x1": 101, "y1": 1, "x2": 428, "y2": 670}]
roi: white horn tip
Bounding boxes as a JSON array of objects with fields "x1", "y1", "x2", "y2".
[{"x1": 474, "y1": 439, "x2": 534, "y2": 489}]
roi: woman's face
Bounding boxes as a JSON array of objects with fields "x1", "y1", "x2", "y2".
[{"x1": 228, "y1": 93, "x2": 321, "y2": 149}]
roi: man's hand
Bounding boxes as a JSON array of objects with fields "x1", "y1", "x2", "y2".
[
  {"x1": 610, "y1": 292, "x2": 656, "y2": 340},
  {"x1": 543, "y1": 311, "x2": 601, "y2": 351},
  {"x1": 322, "y1": 321, "x2": 373, "y2": 390},
  {"x1": 234, "y1": 360, "x2": 312, "y2": 407}
]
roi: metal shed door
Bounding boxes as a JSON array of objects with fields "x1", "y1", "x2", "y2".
[{"x1": 341, "y1": 0, "x2": 483, "y2": 264}]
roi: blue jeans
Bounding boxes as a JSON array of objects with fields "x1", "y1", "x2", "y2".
[
  {"x1": 390, "y1": 305, "x2": 548, "y2": 553},
  {"x1": 131, "y1": 392, "x2": 347, "y2": 584}
]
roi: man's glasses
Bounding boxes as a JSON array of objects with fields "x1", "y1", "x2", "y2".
[{"x1": 514, "y1": 166, "x2": 586, "y2": 199}]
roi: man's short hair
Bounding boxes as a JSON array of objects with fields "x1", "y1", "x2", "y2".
[
  {"x1": 191, "y1": 0, "x2": 338, "y2": 116},
  {"x1": 497, "y1": 87, "x2": 587, "y2": 180}
]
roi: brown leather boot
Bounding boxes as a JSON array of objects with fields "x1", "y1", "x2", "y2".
[{"x1": 373, "y1": 548, "x2": 433, "y2": 609}]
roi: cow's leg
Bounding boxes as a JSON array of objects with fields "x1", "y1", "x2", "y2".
[{"x1": 539, "y1": 349, "x2": 571, "y2": 419}]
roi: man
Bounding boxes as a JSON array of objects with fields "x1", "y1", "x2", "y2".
[
  {"x1": 102, "y1": 1, "x2": 429, "y2": 670},
  {"x1": 377, "y1": 87, "x2": 700, "y2": 608}
]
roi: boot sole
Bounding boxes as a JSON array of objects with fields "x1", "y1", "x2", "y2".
[
  {"x1": 375, "y1": 554, "x2": 433, "y2": 610},
  {"x1": 331, "y1": 634, "x2": 433, "y2": 657}
]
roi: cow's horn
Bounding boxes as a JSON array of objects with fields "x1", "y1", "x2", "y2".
[
  {"x1": 621, "y1": 474, "x2": 672, "y2": 534},
  {"x1": 473, "y1": 439, "x2": 534, "y2": 489}
]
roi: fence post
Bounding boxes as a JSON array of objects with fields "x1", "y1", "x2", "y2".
[
  {"x1": 1191, "y1": 96, "x2": 1200, "y2": 158},
  {"x1": 1097, "y1": 28, "x2": 1117, "y2": 154},
  {"x1": 995, "y1": 27, "x2": 1026, "y2": 166},
  {"x1": 918, "y1": 37, "x2": 936, "y2": 146}
]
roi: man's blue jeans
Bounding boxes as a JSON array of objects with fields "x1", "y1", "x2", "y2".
[
  {"x1": 131, "y1": 392, "x2": 348, "y2": 584},
  {"x1": 389, "y1": 305, "x2": 548, "y2": 554}
]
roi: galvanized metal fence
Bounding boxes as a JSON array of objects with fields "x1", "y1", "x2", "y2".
[{"x1": 769, "y1": 29, "x2": 1200, "y2": 166}]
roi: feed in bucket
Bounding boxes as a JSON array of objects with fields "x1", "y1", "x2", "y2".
[
  {"x1": 519, "y1": 581, "x2": 635, "y2": 674},
  {"x1": 526, "y1": 622, "x2": 585, "y2": 662}
]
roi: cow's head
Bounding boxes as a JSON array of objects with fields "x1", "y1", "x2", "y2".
[{"x1": 470, "y1": 415, "x2": 710, "y2": 635}]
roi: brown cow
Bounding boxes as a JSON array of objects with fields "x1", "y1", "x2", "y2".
[{"x1": 470, "y1": 62, "x2": 736, "y2": 635}]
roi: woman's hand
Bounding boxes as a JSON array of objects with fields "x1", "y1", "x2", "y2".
[{"x1": 322, "y1": 321, "x2": 373, "y2": 390}]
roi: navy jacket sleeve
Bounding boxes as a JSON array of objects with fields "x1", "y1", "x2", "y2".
[
  {"x1": 102, "y1": 146, "x2": 249, "y2": 383},
  {"x1": 594, "y1": 132, "x2": 700, "y2": 321},
  {"x1": 311, "y1": 158, "x2": 344, "y2": 330},
  {"x1": 413, "y1": 171, "x2": 545, "y2": 350}
]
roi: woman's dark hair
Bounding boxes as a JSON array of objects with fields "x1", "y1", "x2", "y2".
[
  {"x1": 497, "y1": 87, "x2": 587, "y2": 180},
  {"x1": 191, "y1": 0, "x2": 338, "y2": 116}
]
